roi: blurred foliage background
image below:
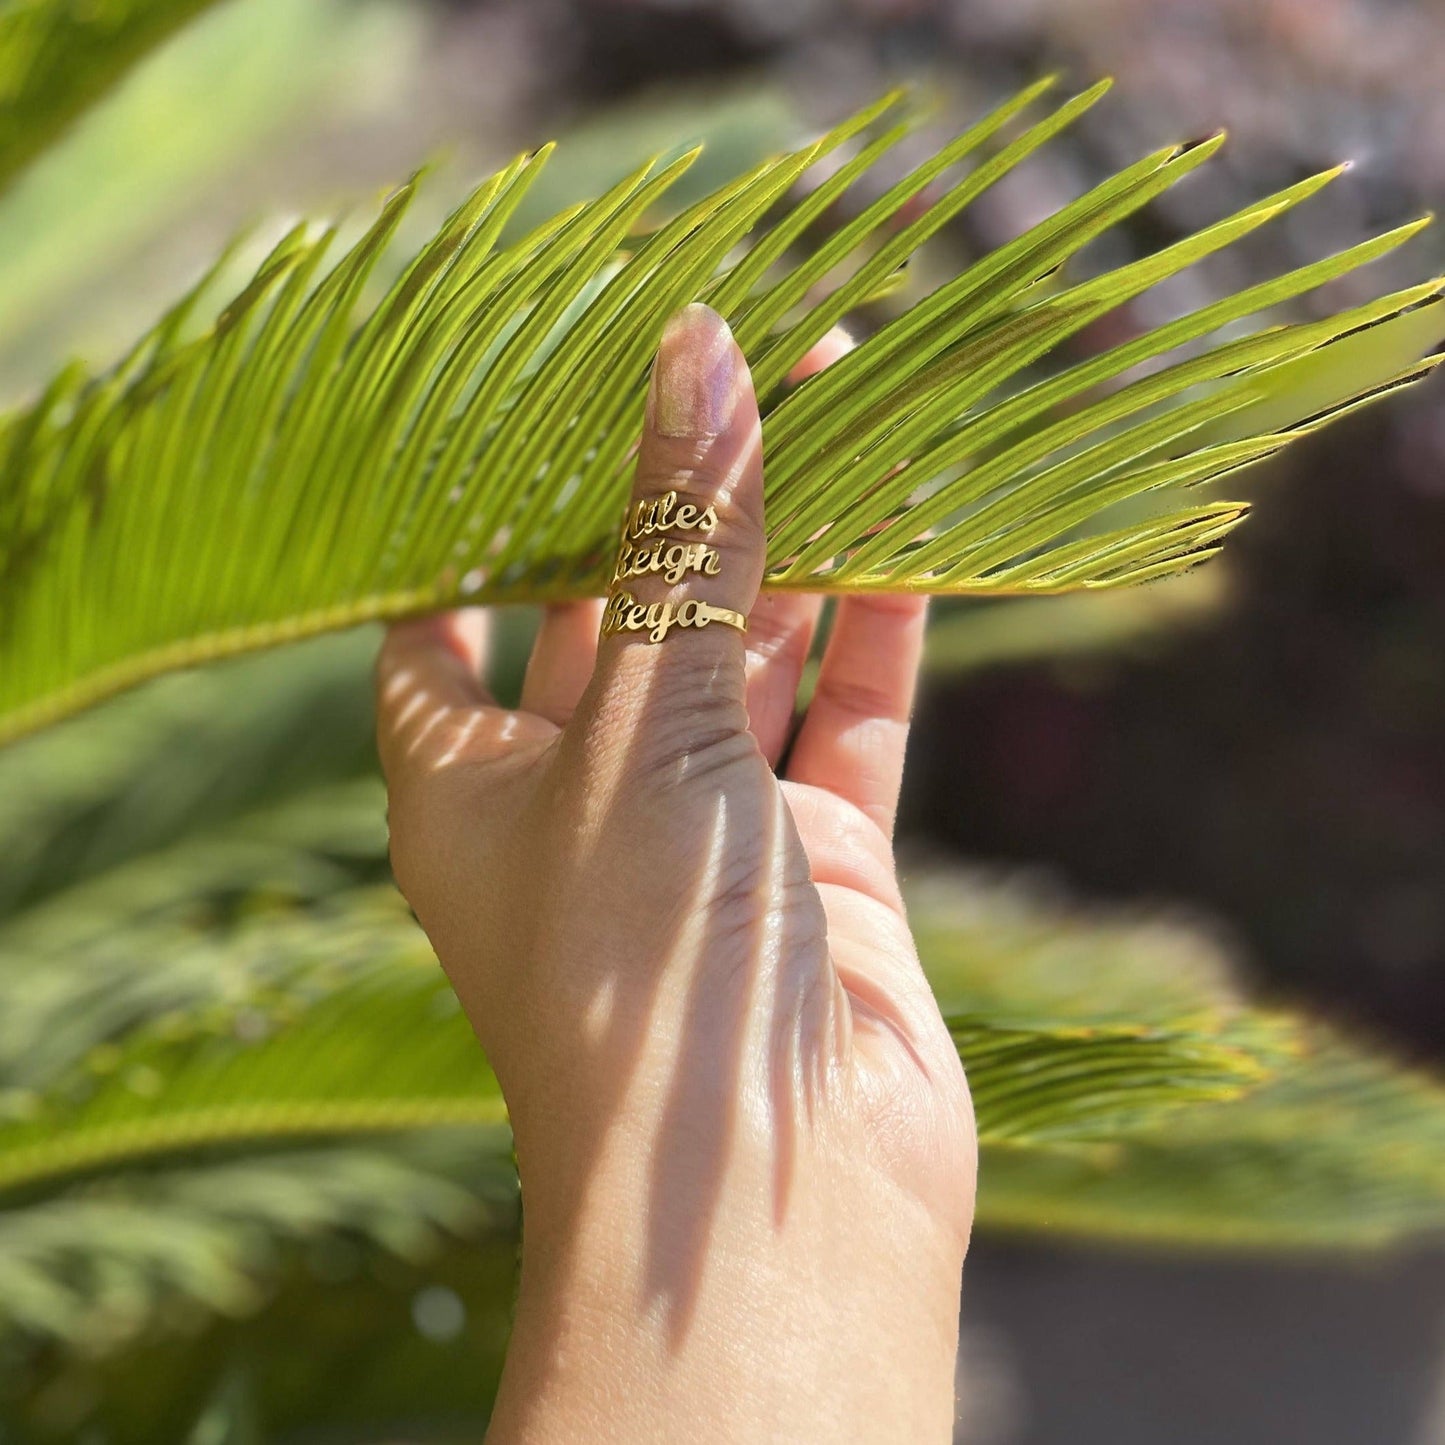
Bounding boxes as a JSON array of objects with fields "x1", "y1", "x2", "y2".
[{"x1": 1, "y1": 1, "x2": 1444, "y2": 1442}]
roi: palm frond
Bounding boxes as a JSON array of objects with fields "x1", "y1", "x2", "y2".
[
  {"x1": 0, "y1": 877, "x2": 1273, "y2": 1193},
  {"x1": 0, "y1": 85, "x2": 1437, "y2": 743},
  {"x1": 0, "y1": 888, "x2": 503, "y2": 1193},
  {"x1": 4, "y1": 1221, "x2": 521, "y2": 1445},
  {"x1": 0, "y1": 1136, "x2": 510, "y2": 1352},
  {"x1": 0, "y1": 628, "x2": 380, "y2": 923},
  {"x1": 976, "y1": 1031, "x2": 1445, "y2": 1249},
  {"x1": 0, "y1": 642, "x2": 1281, "y2": 1188},
  {"x1": 915, "y1": 873, "x2": 1445, "y2": 1248},
  {"x1": 0, "y1": 0, "x2": 221, "y2": 193},
  {"x1": 918, "y1": 868, "x2": 1294, "y2": 1142}
]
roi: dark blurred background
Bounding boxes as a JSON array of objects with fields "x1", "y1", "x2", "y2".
[{"x1": 3, "y1": 1, "x2": 1443, "y2": 1439}]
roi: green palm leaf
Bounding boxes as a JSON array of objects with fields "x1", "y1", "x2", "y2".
[
  {"x1": 3, "y1": 1210, "x2": 521, "y2": 1445},
  {"x1": 0, "y1": 641, "x2": 1281, "y2": 1194},
  {"x1": 0, "y1": 889, "x2": 501, "y2": 1193},
  {"x1": 0, "y1": 0, "x2": 222, "y2": 194},
  {"x1": 919, "y1": 869, "x2": 1294, "y2": 1144},
  {"x1": 0, "y1": 84, "x2": 1438, "y2": 744},
  {"x1": 915, "y1": 873, "x2": 1445, "y2": 1248},
  {"x1": 976, "y1": 1033, "x2": 1445, "y2": 1248},
  {"x1": 0, "y1": 878, "x2": 1271, "y2": 1194},
  {"x1": 0, "y1": 0, "x2": 424, "y2": 387},
  {"x1": 0, "y1": 1136, "x2": 509, "y2": 1351}
]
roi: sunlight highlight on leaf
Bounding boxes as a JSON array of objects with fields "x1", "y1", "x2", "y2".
[{"x1": 0, "y1": 84, "x2": 1437, "y2": 745}]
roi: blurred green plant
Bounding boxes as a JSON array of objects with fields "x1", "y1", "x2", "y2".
[
  {"x1": 922, "y1": 568, "x2": 1225, "y2": 676},
  {"x1": 0, "y1": 0, "x2": 222, "y2": 194},
  {"x1": 3, "y1": 6, "x2": 1445, "y2": 1439},
  {"x1": 0, "y1": 0, "x2": 423, "y2": 391},
  {"x1": 4, "y1": 636, "x2": 1445, "y2": 1440}
]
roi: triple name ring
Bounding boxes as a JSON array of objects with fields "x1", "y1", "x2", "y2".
[
  {"x1": 601, "y1": 591, "x2": 747, "y2": 644},
  {"x1": 603, "y1": 489, "x2": 747, "y2": 644}
]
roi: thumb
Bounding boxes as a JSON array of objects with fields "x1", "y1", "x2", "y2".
[{"x1": 578, "y1": 303, "x2": 765, "y2": 765}]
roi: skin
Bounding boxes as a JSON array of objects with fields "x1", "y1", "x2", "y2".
[{"x1": 376, "y1": 304, "x2": 977, "y2": 1443}]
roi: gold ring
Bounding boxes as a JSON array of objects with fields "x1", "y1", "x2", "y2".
[
  {"x1": 694, "y1": 602, "x2": 746, "y2": 632},
  {"x1": 602, "y1": 590, "x2": 748, "y2": 644}
]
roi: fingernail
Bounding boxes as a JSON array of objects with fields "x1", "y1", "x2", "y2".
[{"x1": 649, "y1": 303, "x2": 742, "y2": 438}]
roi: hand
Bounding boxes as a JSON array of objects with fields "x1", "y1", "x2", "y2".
[{"x1": 376, "y1": 304, "x2": 976, "y2": 1443}]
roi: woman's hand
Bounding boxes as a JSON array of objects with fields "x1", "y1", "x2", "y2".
[{"x1": 376, "y1": 304, "x2": 976, "y2": 1443}]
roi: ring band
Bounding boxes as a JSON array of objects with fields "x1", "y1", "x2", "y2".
[
  {"x1": 692, "y1": 602, "x2": 746, "y2": 632},
  {"x1": 602, "y1": 590, "x2": 748, "y2": 644}
]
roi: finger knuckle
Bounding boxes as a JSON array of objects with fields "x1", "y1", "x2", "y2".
[{"x1": 817, "y1": 670, "x2": 913, "y2": 726}]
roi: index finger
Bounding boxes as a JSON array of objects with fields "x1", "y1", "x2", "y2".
[{"x1": 375, "y1": 609, "x2": 500, "y2": 781}]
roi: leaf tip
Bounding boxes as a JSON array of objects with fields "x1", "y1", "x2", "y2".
[
  {"x1": 1372, "y1": 212, "x2": 1436, "y2": 252},
  {"x1": 875, "y1": 84, "x2": 915, "y2": 115},
  {"x1": 406, "y1": 158, "x2": 442, "y2": 188},
  {"x1": 1176, "y1": 129, "x2": 1228, "y2": 164},
  {"x1": 1024, "y1": 71, "x2": 1063, "y2": 101}
]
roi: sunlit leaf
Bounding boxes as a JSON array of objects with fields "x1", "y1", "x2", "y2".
[{"x1": 0, "y1": 85, "x2": 1437, "y2": 743}]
